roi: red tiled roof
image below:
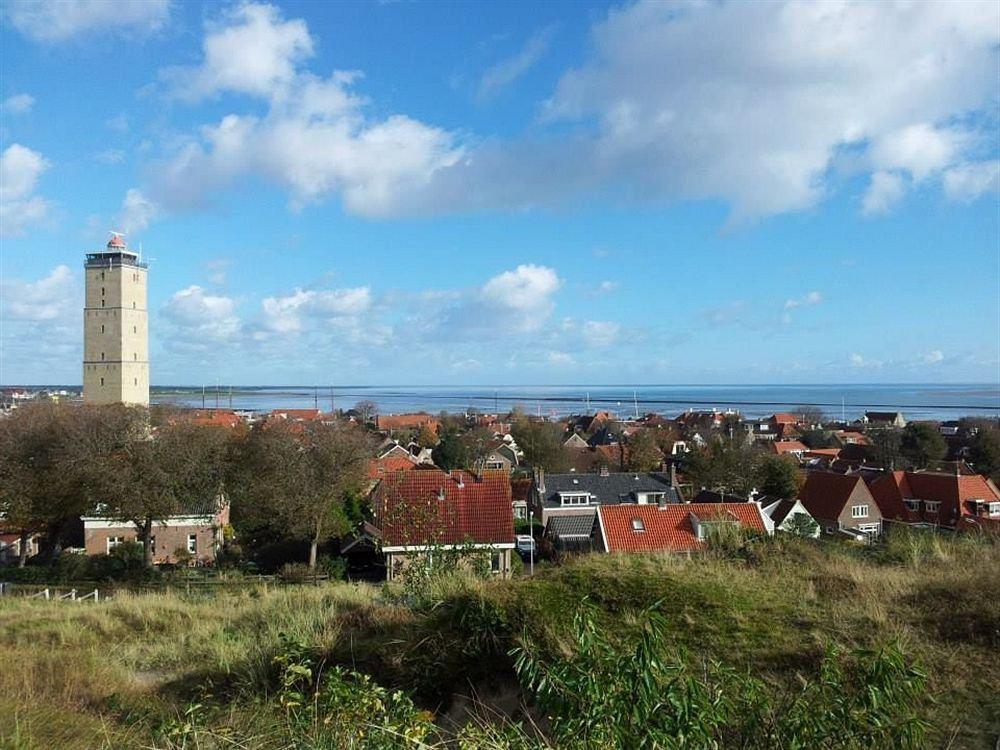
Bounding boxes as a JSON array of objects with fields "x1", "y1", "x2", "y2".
[
  {"x1": 378, "y1": 413, "x2": 440, "y2": 431},
  {"x1": 375, "y1": 469, "x2": 514, "y2": 548},
  {"x1": 805, "y1": 448, "x2": 841, "y2": 458},
  {"x1": 599, "y1": 502, "x2": 766, "y2": 553},
  {"x1": 368, "y1": 453, "x2": 418, "y2": 479},
  {"x1": 770, "y1": 413, "x2": 798, "y2": 425},
  {"x1": 185, "y1": 409, "x2": 242, "y2": 428},
  {"x1": 770, "y1": 440, "x2": 808, "y2": 455},
  {"x1": 799, "y1": 472, "x2": 871, "y2": 521}
]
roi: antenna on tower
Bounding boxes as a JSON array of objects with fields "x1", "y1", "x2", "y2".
[{"x1": 634, "y1": 389, "x2": 639, "y2": 420}]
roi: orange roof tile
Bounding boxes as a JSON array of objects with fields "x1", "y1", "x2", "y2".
[{"x1": 598, "y1": 502, "x2": 766, "y2": 553}]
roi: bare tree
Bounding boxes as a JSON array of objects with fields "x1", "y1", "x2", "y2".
[{"x1": 354, "y1": 400, "x2": 379, "y2": 424}]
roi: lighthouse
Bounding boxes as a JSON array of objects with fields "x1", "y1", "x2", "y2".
[{"x1": 82, "y1": 233, "x2": 149, "y2": 405}]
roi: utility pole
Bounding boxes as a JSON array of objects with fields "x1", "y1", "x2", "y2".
[{"x1": 201, "y1": 385, "x2": 205, "y2": 409}]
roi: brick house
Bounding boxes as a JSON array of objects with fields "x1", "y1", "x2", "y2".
[
  {"x1": 82, "y1": 503, "x2": 229, "y2": 565},
  {"x1": 594, "y1": 502, "x2": 770, "y2": 554},
  {"x1": 799, "y1": 471, "x2": 882, "y2": 541},
  {"x1": 373, "y1": 469, "x2": 515, "y2": 581},
  {"x1": 867, "y1": 470, "x2": 1000, "y2": 531}
]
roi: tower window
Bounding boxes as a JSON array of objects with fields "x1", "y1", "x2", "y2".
[
  {"x1": 100, "y1": 377, "x2": 104, "y2": 386},
  {"x1": 134, "y1": 378, "x2": 138, "y2": 386},
  {"x1": 133, "y1": 325, "x2": 137, "y2": 333},
  {"x1": 101, "y1": 300, "x2": 105, "y2": 307},
  {"x1": 101, "y1": 352, "x2": 105, "y2": 361},
  {"x1": 101, "y1": 287, "x2": 105, "y2": 295},
  {"x1": 101, "y1": 272, "x2": 105, "y2": 280},
  {"x1": 101, "y1": 325, "x2": 105, "y2": 333},
  {"x1": 134, "y1": 353, "x2": 137, "y2": 361},
  {"x1": 132, "y1": 302, "x2": 136, "y2": 309}
]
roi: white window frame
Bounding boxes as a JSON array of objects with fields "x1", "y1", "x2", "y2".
[
  {"x1": 107, "y1": 536, "x2": 124, "y2": 552},
  {"x1": 485, "y1": 460, "x2": 505, "y2": 470},
  {"x1": 513, "y1": 505, "x2": 527, "y2": 520},
  {"x1": 631, "y1": 518, "x2": 645, "y2": 532},
  {"x1": 490, "y1": 551, "x2": 502, "y2": 573},
  {"x1": 559, "y1": 493, "x2": 591, "y2": 506},
  {"x1": 924, "y1": 500, "x2": 941, "y2": 513},
  {"x1": 903, "y1": 499, "x2": 920, "y2": 512},
  {"x1": 851, "y1": 505, "x2": 869, "y2": 519},
  {"x1": 187, "y1": 534, "x2": 197, "y2": 554},
  {"x1": 989, "y1": 502, "x2": 1000, "y2": 517}
]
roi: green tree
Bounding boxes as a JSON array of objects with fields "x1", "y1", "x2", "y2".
[
  {"x1": 625, "y1": 429, "x2": 663, "y2": 472},
  {"x1": 901, "y1": 423, "x2": 947, "y2": 469},
  {"x1": 462, "y1": 426, "x2": 496, "y2": 469},
  {"x1": 968, "y1": 427, "x2": 1000, "y2": 481},
  {"x1": 93, "y1": 418, "x2": 230, "y2": 567},
  {"x1": 230, "y1": 420, "x2": 372, "y2": 569},
  {"x1": 799, "y1": 428, "x2": 835, "y2": 449},
  {"x1": 685, "y1": 437, "x2": 761, "y2": 495},
  {"x1": 867, "y1": 426, "x2": 903, "y2": 470},
  {"x1": 415, "y1": 423, "x2": 438, "y2": 449},
  {"x1": 432, "y1": 431, "x2": 471, "y2": 471},
  {"x1": 784, "y1": 512, "x2": 819, "y2": 538},
  {"x1": 755, "y1": 454, "x2": 801, "y2": 497},
  {"x1": 511, "y1": 418, "x2": 568, "y2": 472}
]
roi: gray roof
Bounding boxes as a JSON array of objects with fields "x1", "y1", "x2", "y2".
[
  {"x1": 764, "y1": 499, "x2": 797, "y2": 526},
  {"x1": 539, "y1": 472, "x2": 679, "y2": 508},
  {"x1": 546, "y1": 514, "x2": 596, "y2": 538}
]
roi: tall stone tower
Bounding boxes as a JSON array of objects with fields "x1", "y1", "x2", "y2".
[{"x1": 83, "y1": 233, "x2": 149, "y2": 405}]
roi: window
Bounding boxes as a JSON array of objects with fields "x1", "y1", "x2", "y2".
[
  {"x1": 490, "y1": 551, "x2": 502, "y2": 573},
  {"x1": 101, "y1": 300, "x2": 105, "y2": 307},
  {"x1": 100, "y1": 377, "x2": 104, "y2": 386},
  {"x1": 560, "y1": 493, "x2": 591, "y2": 506},
  {"x1": 631, "y1": 518, "x2": 645, "y2": 532},
  {"x1": 132, "y1": 302, "x2": 136, "y2": 309},
  {"x1": 187, "y1": 534, "x2": 197, "y2": 554},
  {"x1": 134, "y1": 378, "x2": 138, "y2": 386},
  {"x1": 107, "y1": 536, "x2": 124, "y2": 552},
  {"x1": 904, "y1": 499, "x2": 920, "y2": 512},
  {"x1": 134, "y1": 353, "x2": 137, "y2": 361},
  {"x1": 851, "y1": 505, "x2": 869, "y2": 519},
  {"x1": 149, "y1": 536, "x2": 156, "y2": 553},
  {"x1": 101, "y1": 324, "x2": 105, "y2": 333},
  {"x1": 989, "y1": 503, "x2": 1000, "y2": 517},
  {"x1": 101, "y1": 272, "x2": 105, "y2": 280},
  {"x1": 101, "y1": 352, "x2": 105, "y2": 360},
  {"x1": 133, "y1": 325, "x2": 137, "y2": 334},
  {"x1": 513, "y1": 505, "x2": 527, "y2": 520},
  {"x1": 925, "y1": 500, "x2": 941, "y2": 513},
  {"x1": 485, "y1": 460, "x2": 504, "y2": 470},
  {"x1": 101, "y1": 287, "x2": 105, "y2": 296}
]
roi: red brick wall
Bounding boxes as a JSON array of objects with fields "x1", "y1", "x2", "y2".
[{"x1": 84, "y1": 523, "x2": 220, "y2": 564}]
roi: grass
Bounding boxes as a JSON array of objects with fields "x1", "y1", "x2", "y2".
[{"x1": 1, "y1": 530, "x2": 998, "y2": 748}]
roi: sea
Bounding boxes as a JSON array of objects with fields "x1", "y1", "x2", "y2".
[{"x1": 150, "y1": 383, "x2": 1000, "y2": 422}]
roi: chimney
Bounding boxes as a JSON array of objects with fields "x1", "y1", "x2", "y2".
[
  {"x1": 599, "y1": 465, "x2": 610, "y2": 477},
  {"x1": 657, "y1": 493, "x2": 668, "y2": 510},
  {"x1": 456, "y1": 472, "x2": 465, "y2": 489},
  {"x1": 670, "y1": 462, "x2": 677, "y2": 488},
  {"x1": 437, "y1": 487, "x2": 446, "y2": 502},
  {"x1": 536, "y1": 467, "x2": 546, "y2": 494}
]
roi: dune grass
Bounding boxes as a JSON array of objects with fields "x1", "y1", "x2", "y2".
[{"x1": 1, "y1": 530, "x2": 997, "y2": 748}]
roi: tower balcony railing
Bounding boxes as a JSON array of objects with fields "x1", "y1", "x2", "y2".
[{"x1": 85, "y1": 252, "x2": 148, "y2": 270}]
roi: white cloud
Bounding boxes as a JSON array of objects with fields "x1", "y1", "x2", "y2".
[
  {"x1": 95, "y1": 149, "x2": 126, "y2": 165},
  {"x1": 105, "y1": 113, "x2": 129, "y2": 133},
  {"x1": 116, "y1": 188, "x2": 159, "y2": 234},
  {"x1": 943, "y1": 160, "x2": 1000, "y2": 202},
  {"x1": 0, "y1": 143, "x2": 51, "y2": 237},
  {"x1": 478, "y1": 27, "x2": 553, "y2": 100},
  {"x1": 922, "y1": 350, "x2": 944, "y2": 364},
  {"x1": 784, "y1": 291, "x2": 823, "y2": 310},
  {"x1": 162, "y1": 285, "x2": 241, "y2": 341},
  {"x1": 152, "y1": 4, "x2": 462, "y2": 217},
  {"x1": 259, "y1": 286, "x2": 372, "y2": 334},
  {"x1": 1, "y1": 265, "x2": 74, "y2": 321},
  {"x1": 406, "y1": 0, "x2": 999, "y2": 222},
  {"x1": 862, "y1": 171, "x2": 906, "y2": 216},
  {"x1": 162, "y1": 2, "x2": 313, "y2": 101},
  {"x1": 582, "y1": 320, "x2": 621, "y2": 347},
  {"x1": 6, "y1": 0, "x2": 170, "y2": 42},
  {"x1": 481, "y1": 264, "x2": 560, "y2": 316},
  {"x1": 2, "y1": 93, "x2": 34, "y2": 115},
  {"x1": 849, "y1": 353, "x2": 883, "y2": 369}
]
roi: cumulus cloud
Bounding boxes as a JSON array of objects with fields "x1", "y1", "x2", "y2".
[
  {"x1": 862, "y1": 171, "x2": 906, "y2": 216},
  {"x1": 478, "y1": 27, "x2": 553, "y2": 100},
  {"x1": 2, "y1": 93, "x2": 34, "y2": 115},
  {"x1": 153, "y1": 3, "x2": 462, "y2": 217},
  {"x1": 116, "y1": 188, "x2": 159, "y2": 234},
  {"x1": 922, "y1": 350, "x2": 944, "y2": 364},
  {"x1": 943, "y1": 160, "x2": 1000, "y2": 202},
  {"x1": 1, "y1": 143, "x2": 51, "y2": 237},
  {"x1": 1, "y1": 265, "x2": 74, "y2": 320},
  {"x1": 849, "y1": 353, "x2": 883, "y2": 369},
  {"x1": 259, "y1": 286, "x2": 372, "y2": 336},
  {"x1": 162, "y1": 285, "x2": 241, "y2": 341},
  {"x1": 5, "y1": 0, "x2": 170, "y2": 42}
]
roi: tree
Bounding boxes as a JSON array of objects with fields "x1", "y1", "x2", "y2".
[
  {"x1": 866, "y1": 427, "x2": 903, "y2": 470},
  {"x1": 901, "y1": 423, "x2": 947, "y2": 469},
  {"x1": 91, "y1": 418, "x2": 230, "y2": 567},
  {"x1": 354, "y1": 400, "x2": 378, "y2": 424},
  {"x1": 461, "y1": 426, "x2": 496, "y2": 470},
  {"x1": 415, "y1": 423, "x2": 438, "y2": 449},
  {"x1": 968, "y1": 427, "x2": 1000, "y2": 482},
  {"x1": 799, "y1": 428, "x2": 835, "y2": 449},
  {"x1": 230, "y1": 421, "x2": 372, "y2": 569},
  {"x1": 626, "y1": 429, "x2": 663, "y2": 472},
  {"x1": 795, "y1": 405, "x2": 825, "y2": 428},
  {"x1": 684, "y1": 438, "x2": 761, "y2": 495},
  {"x1": 784, "y1": 512, "x2": 819, "y2": 538},
  {"x1": 511, "y1": 418, "x2": 568, "y2": 473},
  {"x1": 432, "y1": 431, "x2": 470, "y2": 471},
  {"x1": 755, "y1": 454, "x2": 801, "y2": 498}
]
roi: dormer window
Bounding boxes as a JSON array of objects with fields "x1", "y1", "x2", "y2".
[
  {"x1": 631, "y1": 518, "x2": 645, "y2": 532},
  {"x1": 559, "y1": 492, "x2": 591, "y2": 506},
  {"x1": 989, "y1": 502, "x2": 1000, "y2": 517},
  {"x1": 924, "y1": 500, "x2": 941, "y2": 513},
  {"x1": 904, "y1": 499, "x2": 920, "y2": 512}
]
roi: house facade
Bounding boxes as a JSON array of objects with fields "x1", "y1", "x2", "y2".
[
  {"x1": 373, "y1": 469, "x2": 515, "y2": 581},
  {"x1": 531, "y1": 469, "x2": 680, "y2": 528},
  {"x1": 867, "y1": 470, "x2": 1000, "y2": 531},
  {"x1": 799, "y1": 472, "x2": 882, "y2": 541},
  {"x1": 762, "y1": 498, "x2": 820, "y2": 537},
  {"x1": 82, "y1": 503, "x2": 230, "y2": 564}
]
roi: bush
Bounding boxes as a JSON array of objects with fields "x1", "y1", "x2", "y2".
[{"x1": 315, "y1": 555, "x2": 347, "y2": 580}]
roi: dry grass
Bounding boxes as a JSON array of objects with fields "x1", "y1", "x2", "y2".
[{"x1": 1, "y1": 531, "x2": 998, "y2": 749}]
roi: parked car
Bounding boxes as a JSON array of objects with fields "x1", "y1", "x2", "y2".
[{"x1": 515, "y1": 534, "x2": 536, "y2": 557}]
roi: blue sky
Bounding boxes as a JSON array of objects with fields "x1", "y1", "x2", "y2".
[{"x1": 1, "y1": 0, "x2": 998, "y2": 387}]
